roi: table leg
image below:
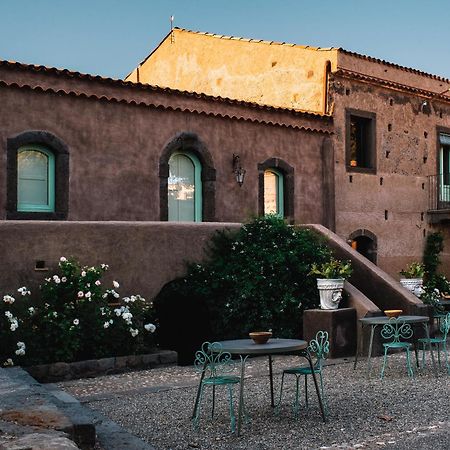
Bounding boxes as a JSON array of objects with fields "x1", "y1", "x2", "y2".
[
  {"x1": 301, "y1": 349, "x2": 326, "y2": 422},
  {"x1": 237, "y1": 355, "x2": 248, "y2": 436},
  {"x1": 268, "y1": 355, "x2": 275, "y2": 407},
  {"x1": 366, "y1": 324, "x2": 377, "y2": 377},
  {"x1": 354, "y1": 321, "x2": 364, "y2": 370},
  {"x1": 423, "y1": 323, "x2": 438, "y2": 377}
]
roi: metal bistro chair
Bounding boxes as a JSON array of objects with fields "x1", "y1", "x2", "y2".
[
  {"x1": 277, "y1": 330, "x2": 329, "y2": 418},
  {"x1": 192, "y1": 341, "x2": 243, "y2": 433},
  {"x1": 380, "y1": 318, "x2": 414, "y2": 379},
  {"x1": 418, "y1": 312, "x2": 450, "y2": 374}
]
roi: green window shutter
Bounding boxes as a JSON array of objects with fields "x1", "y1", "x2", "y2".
[
  {"x1": 17, "y1": 145, "x2": 55, "y2": 212},
  {"x1": 168, "y1": 152, "x2": 202, "y2": 222}
]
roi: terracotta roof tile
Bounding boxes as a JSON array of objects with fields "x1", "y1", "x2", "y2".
[{"x1": 0, "y1": 59, "x2": 330, "y2": 120}]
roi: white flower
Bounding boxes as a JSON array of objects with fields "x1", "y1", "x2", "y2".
[
  {"x1": 28, "y1": 307, "x2": 35, "y2": 314},
  {"x1": 17, "y1": 287, "x2": 30, "y2": 296},
  {"x1": 61, "y1": 277, "x2": 67, "y2": 283},
  {"x1": 73, "y1": 319, "x2": 79, "y2": 325},
  {"x1": 60, "y1": 256, "x2": 67, "y2": 262},
  {"x1": 103, "y1": 321, "x2": 110, "y2": 329},
  {"x1": 113, "y1": 280, "x2": 120, "y2": 289},
  {"x1": 101, "y1": 263, "x2": 109, "y2": 270},
  {"x1": 129, "y1": 328, "x2": 139, "y2": 337},
  {"x1": 53, "y1": 275, "x2": 61, "y2": 284},
  {"x1": 10, "y1": 321, "x2": 18, "y2": 331},
  {"x1": 5, "y1": 311, "x2": 13, "y2": 319},
  {"x1": 113, "y1": 291, "x2": 120, "y2": 299},
  {"x1": 3, "y1": 295, "x2": 15, "y2": 304},
  {"x1": 85, "y1": 291, "x2": 92, "y2": 298},
  {"x1": 95, "y1": 280, "x2": 101, "y2": 286},
  {"x1": 109, "y1": 319, "x2": 113, "y2": 324},
  {"x1": 144, "y1": 323, "x2": 156, "y2": 333},
  {"x1": 53, "y1": 311, "x2": 58, "y2": 318},
  {"x1": 81, "y1": 271, "x2": 86, "y2": 277},
  {"x1": 4, "y1": 358, "x2": 14, "y2": 366},
  {"x1": 123, "y1": 297, "x2": 130, "y2": 303},
  {"x1": 17, "y1": 341, "x2": 25, "y2": 349},
  {"x1": 114, "y1": 308, "x2": 122, "y2": 317},
  {"x1": 15, "y1": 348, "x2": 25, "y2": 356},
  {"x1": 77, "y1": 291, "x2": 84, "y2": 298}
]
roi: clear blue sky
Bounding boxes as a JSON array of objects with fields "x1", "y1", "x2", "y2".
[{"x1": 1, "y1": 0, "x2": 449, "y2": 80}]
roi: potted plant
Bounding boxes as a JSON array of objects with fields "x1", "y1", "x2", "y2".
[
  {"x1": 399, "y1": 262, "x2": 425, "y2": 297},
  {"x1": 309, "y1": 258, "x2": 353, "y2": 310}
]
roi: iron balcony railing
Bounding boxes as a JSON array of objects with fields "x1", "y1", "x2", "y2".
[{"x1": 428, "y1": 173, "x2": 450, "y2": 210}]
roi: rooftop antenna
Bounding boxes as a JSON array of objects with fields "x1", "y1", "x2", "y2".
[{"x1": 170, "y1": 15, "x2": 175, "y2": 43}]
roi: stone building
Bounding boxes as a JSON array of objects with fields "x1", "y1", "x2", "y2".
[
  {"x1": 0, "y1": 58, "x2": 334, "y2": 297},
  {"x1": 126, "y1": 28, "x2": 450, "y2": 277}
]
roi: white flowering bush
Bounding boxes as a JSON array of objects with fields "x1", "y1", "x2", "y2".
[{"x1": 1, "y1": 257, "x2": 156, "y2": 367}]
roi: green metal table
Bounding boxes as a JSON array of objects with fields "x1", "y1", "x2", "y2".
[
  {"x1": 193, "y1": 338, "x2": 326, "y2": 436},
  {"x1": 353, "y1": 315, "x2": 437, "y2": 377}
]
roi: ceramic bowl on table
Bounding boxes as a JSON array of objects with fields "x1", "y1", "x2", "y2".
[
  {"x1": 384, "y1": 309, "x2": 403, "y2": 318},
  {"x1": 249, "y1": 331, "x2": 272, "y2": 344}
]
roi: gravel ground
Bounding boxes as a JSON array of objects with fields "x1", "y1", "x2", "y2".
[{"x1": 58, "y1": 353, "x2": 450, "y2": 450}]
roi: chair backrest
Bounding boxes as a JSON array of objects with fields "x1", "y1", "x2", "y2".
[
  {"x1": 440, "y1": 312, "x2": 450, "y2": 338},
  {"x1": 194, "y1": 341, "x2": 233, "y2": 378},
  {"x1": 307, "y1": 330, "x2": 329, "y2": 370},
  {"x1": 381, "y1": 318, "x2": 413, "y2": 343}
]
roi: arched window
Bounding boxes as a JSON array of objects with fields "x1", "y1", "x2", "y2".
[
  {"x1": 7, "y1": 130, "x2": 69, "y2": 220},
  {"x1": 264, "y1": 169, "x2": 284, "y2": 216},
  {"x1": 17, "y1": 145, "x2": 55, "y2": 212},
  {"x1": 168, "y1": 152, "x2": 202, "y2": 221}
]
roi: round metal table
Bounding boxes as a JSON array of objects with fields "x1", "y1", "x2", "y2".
[
  {"x1": 193, "y1": 338, "x2": 326, "y2": 435},
  {"x1": 354, "y1": 315, "x2": 437, "y2": 377}
]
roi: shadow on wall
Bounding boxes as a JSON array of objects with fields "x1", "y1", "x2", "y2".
[{"x1": 154, "y1": 278, "x2": 212, "y2": 365}]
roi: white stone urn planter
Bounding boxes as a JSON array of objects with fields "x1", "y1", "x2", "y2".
[
  {"x1": 317, "y1": 278, "x2": 345, "y2": 310},
  {"x1": 399, "y1": 278, "x2": 424, "y2": 297}
]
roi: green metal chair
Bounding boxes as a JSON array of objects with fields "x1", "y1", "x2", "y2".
[
  {"x1": 380, "y1": 318, "x2": 414, "y2": 379},
  {"x1": 418, "y1": 312, "x2": 450, "y2": 374},
  {"x1": 192, "y1": 341, "x2": 243, "y2": 433},
  {"x1": 277, "y1": 330, "x2": 329, "y2": 418}
]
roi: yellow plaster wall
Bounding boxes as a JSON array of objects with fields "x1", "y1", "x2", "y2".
[{"x1": 127, "y1": 29, "x2": 338, "y2": 114}]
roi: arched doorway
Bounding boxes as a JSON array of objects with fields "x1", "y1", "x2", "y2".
[{"x1": 349, "y1": 229, "x2": 377, "y2": 264}]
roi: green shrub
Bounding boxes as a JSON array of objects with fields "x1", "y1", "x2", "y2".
[
  {"x1": 179, "y1": 215, "x2": 332, "y2": 340},
  {"x1": 1, "y1": 257, "x2": 156, "y2": 367}
]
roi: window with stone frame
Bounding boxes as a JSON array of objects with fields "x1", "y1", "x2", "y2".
[{"x1": 346, "y1": 109, "x2": 376, "y2": 172}]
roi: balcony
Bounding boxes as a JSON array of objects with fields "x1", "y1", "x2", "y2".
[{"x1": 428, "y1": 173, "x2": 450, "y2": 223}]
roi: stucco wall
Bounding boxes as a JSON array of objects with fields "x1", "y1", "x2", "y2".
[
  {"x1": 0, "y1": 221, "x2": 240, "y2": 301},
  {"x1": 0, "y1": 71, "x2": 330, "y2": 225},
  {"x1": 127, "y1": 28, "x2": 337, "y2": 114}
]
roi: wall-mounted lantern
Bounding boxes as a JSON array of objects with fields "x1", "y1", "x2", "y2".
[{"x1": 232, "y1": 154, "x2": 246, "y2": 187}]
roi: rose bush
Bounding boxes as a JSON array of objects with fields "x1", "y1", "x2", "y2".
[{"x1": 1, "y1": 257, "x2": 156, "y2": 367}]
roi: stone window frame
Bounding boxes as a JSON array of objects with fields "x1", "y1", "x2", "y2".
[
  {"x1": 345, "y1": 108, "x2": 377, "y2": 174},
  {"x1": 159, "y1": 132, "x2": 216, "y2": 222},
  {"x1": 258, "y1": 157, "x2": 294, "y2": 222},
  {"x1": 6, "y1": 131, "x2": 69, "y2": 220}
]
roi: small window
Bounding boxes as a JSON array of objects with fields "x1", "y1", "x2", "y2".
[
  {"x1": 346, "y1": 110, "x2": 376, "y2": 172},
  {"x1": 168, "y1": 152, "x2": 202, "y2": 221},
  {"x1": 264, "y1": 169, "x2": 284, "y2": 216},
  {"x1": 17, "y1": 145, "x2": 55, "y2": 212}
]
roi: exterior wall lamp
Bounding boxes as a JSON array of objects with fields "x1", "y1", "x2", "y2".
[{"x1": 232, "y1": 153, "x2": 246, "y2": 187}]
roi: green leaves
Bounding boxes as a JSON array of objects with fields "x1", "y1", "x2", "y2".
[
  {"x1": 178, "y1": 215, "x2": 333, "y2": 340},
  {"x1": 309, "y1": 257, "x2": 353, "y2": 279}
]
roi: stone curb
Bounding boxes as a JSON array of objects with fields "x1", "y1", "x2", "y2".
[
  {"x1": 25, "y1": 349, "x2": 177, "y2": 382},
  {"x1": 0, "y1": 367, "x2": 156, "y2": 449}
]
